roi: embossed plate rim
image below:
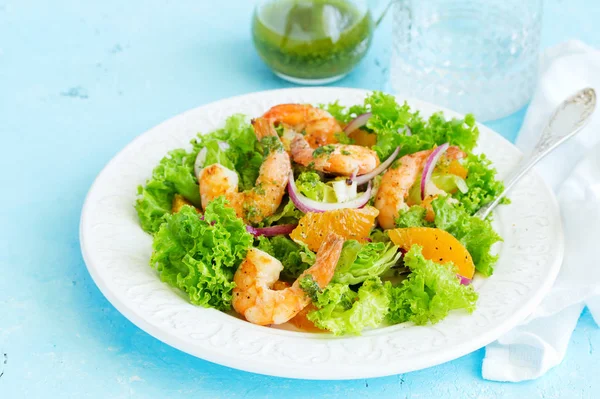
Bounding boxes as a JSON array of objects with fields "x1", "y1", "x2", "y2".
[{"x1": 80, "y1": 87, "x2": 564, "y2": 379}]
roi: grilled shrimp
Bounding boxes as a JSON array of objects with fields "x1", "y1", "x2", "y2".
[
  {"x1": 252, "y1": 104, "x2": 343, "y2": 149},
  {"x1": 290, "y1": 134, "x2": 380, "y2": 176},
  {"x1": 232, "y1": 233, "x2": 344, "y2": 326},
  {"x1": 198, "y1": 147, "x2": 291, "y2": 224},
  {"x1": 375, "y1": 146, "x2": 466, "y2": 229}
]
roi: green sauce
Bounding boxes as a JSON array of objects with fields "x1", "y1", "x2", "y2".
[{"x1": 252, "y1": 0, "x2": 374, "y2": 80}]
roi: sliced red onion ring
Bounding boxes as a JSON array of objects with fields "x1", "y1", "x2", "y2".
[
  {"x1": 288, "y1": 171, "x2": 372, "y2": 213},
  {"x1": 352, "y1": 146, "x2": 401, "y2": 186},
  {"x1": 246, "y1": 224, "x2": 297, "y2": 237},
  {"x1": 347, "y1": 168, "x2": 358, "y2": 185},
  {"x1": 420, "y1": 143, "x2": 450, "y2": 200},
  {"x1": 458, "y1": 275, "x2": 472, "y2": 285},
  {"x1": 343, "y1": 112, "x2": 372, "y2": 134}
]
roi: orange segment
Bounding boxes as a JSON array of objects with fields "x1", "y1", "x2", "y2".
[
  {"x1": 448, "y1": 160, "x2": 468, "y2": 179},
  {"x1": 348, "y1": 128, "x2": 377, "y2": 147},
  {"x1": 421, "y1": 197, "x2": 436, "y2": 223},
  {"x1": 289, "y1": 304, "x2": 323, "y2": 332},
  {"x1": 290, "y1": 206, "x2": 379, "y2": 252},
  {"x1": 388, "y1": 227, "x2": 475, "y2": 279}
]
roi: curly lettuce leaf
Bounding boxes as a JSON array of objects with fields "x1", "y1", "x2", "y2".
[
  {"x1": 386, "y1": 245, "x2": 478, "y2": 325},
  {"x1": 256, "y1": 235, "x2": 314, "y2": 280},
  {"x1": 333, "y1": 241, "x2": 402, "y2": 285},
  {"x1": 395, "y1": 206, "x2": 432, "y2": 228},
  {"x1": 453, "y1": 153, "x2": 506, "y2": 215},
  {"x1": 408, "y1": 112, "x2": 479, "y2": 155},
  {"x1": 258, "y1": 198, "x2": 304, "y2": 227},
  {"x1": 432, "y1": 197, "x2": 502, "y2": 276},
  {"x1": 135, "y1": 148, "x2": 202, "y2": 234},
  {"x1": 295, "y1": 171, "x2": 336, "y2": 202},
  {"x1": 320, "y1": 100, "x2": 368, "y2": 124},
  {"x1": 136, "y1": 114, "x2": 268, "y2": 234},
  {"x1": 364, "y1": 92, "x2": 413, "y2": 160},
  {"x1": 196, "y1": 114, "x2": 263, "y2": 191},
  {"x1": 150, "y1": 198, "x2": 253, "y2": 311},
  {"x1": 203, "y1": 140, "x2": 235, "y2": 171},
  {"x1": 369, "y1": 228, "x2": 391, "y2": 243},
  {"x1": 322, "y1": 92, "x2": 479, "y2": 161},
  {"x1": 394, "y1": 197, "x2": 501, "y2": 276},
  {"x1": 308, "y1": 277, "x2": 390, "y2": 335}
]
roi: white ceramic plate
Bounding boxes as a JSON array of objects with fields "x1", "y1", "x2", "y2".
[{"x1": 80, "y1": 88, "x2": 563, "y2": 380}]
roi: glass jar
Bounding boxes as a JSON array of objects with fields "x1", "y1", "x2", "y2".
[
  {"x1": 252, "y1": 0, "x2": 376, "y2": 85},
  {"x1": 391, "y1": 0, "x2": 543, "y2": 121}
]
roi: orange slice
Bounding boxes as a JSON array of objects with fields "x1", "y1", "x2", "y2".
[
  {"x1": 448, "y1": 160, "x2": 468, "y2": 179},
  {"x1": 348, "y1": 128, "x2": 377, "y2": 147},
  {"x1": 421, "y1": 196, "x2": 436, "y2": 223},
  {"x1": 289, "y1": 304, "x2": 323, "y2": 332},
  {"x1": 388, "y1": 227, "x2": 475, "y2": 279},
  {"x1": 290, "y1": 206, "x2": 379, "y2": 252}
]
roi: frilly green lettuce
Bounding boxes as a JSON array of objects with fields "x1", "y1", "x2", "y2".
[
  {"x1": 258, "y1": 199, "x2": 304, "y2": 228},
  {"x1": 135, "y1": 148, "x2": 202, "y2": 234},
  {"x1": 257, "y1": 235, "x2": 314, "y2": 280},
  {"x1": 386, "y1": 245, "x2": 478, "y2": 325},
  {"x1": 150, "y1": 198, "x2": 253, "y2": 311},
  {"x1": 453, "y1": 153, "x2": 507, "y2": 215},
  {"x1": 136, "y1": 114, "x2": 264, "y2": 234},
  {"x1": 197, "y1": 114, "x2": 263, "y2": 192},
  {"x1": 325, "y1": 91, "x2": 480, "y2": 161},
  {"x1": 431, "y1": 197, "x2": 502, "y2": 276},
  {"x1": 395, "y1": 205, "x2": 431, "y2": 229},
  {"x1": 307, "y1": 277, "x2": 390, "y2": 336},
  {"x1": 333, "y1": 240, "x2": 402, "y2": 285},
  {"x1": 295, "y1": 171, "x2": 336, "y2": 202},
  {"x1": 395, "y1": 197, "x2": 502, "y2": 276}
]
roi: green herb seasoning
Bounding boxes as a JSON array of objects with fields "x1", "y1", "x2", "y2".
[
  {"x1": 252, "y1": 0, "x2": 374, "y2": 80},
  {"x1": 313, "y1": 144, "x2": 336, "y2": 157}
]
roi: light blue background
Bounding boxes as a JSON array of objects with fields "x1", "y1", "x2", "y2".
[{"x1": 1, "y1": 0, "x2": 599, "y2": 397}]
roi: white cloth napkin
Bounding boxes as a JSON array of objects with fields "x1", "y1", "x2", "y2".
[{"x1": 482, "y1": 40, "x2": 600, "y2": 382}]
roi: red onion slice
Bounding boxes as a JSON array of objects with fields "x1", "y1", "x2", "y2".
[
  {"x1": 420, "y1": 143, "x2": 450, "y2": 200},
  {"x1": 347, "y1": 168, "x2": 358, "y2": 185},
  {"x1": 288, "y1": 171, "x2": 372, "y2": 213},
  {"x1": 246, "y1": 224, "x2": 297, "y2": 237},
  {"x1": 458, "y1": 275, "x2": 472, "y2": 285},
  {"x1": 343, "y1": 112, "x2": 372, "y2": 134},
  {"x1": 353, "y1": 146, "x2": 401, "y2": 186}
]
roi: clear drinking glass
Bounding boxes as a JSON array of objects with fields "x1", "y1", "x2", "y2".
[{"x1": 391, "y1": 0, "x2": 543, "y2": 121}]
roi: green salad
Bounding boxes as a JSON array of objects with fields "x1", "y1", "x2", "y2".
[{"x1": 135, "y1": 91, "x2": 505, "y2": 335}]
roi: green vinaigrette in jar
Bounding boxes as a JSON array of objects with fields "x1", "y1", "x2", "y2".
[{"x1": 252, "y1": 0, "x2": 374, "y2": 84}]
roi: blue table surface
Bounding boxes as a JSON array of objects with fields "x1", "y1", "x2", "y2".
[{"x1": 2, "y1": 0, "x2": 600, "y2": 397}]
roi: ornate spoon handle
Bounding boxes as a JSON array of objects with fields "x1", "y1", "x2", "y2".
[{"x1": 475, "y1": 88, "x2": 596, "y2": 220}]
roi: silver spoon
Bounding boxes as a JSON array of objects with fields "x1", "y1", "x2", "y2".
[{"x1": 475, "y1": 87, "x2": 597, "y2": 220}]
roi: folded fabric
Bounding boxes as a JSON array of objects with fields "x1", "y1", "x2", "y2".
[{"x1": 482, "y1": 40, "x2": 600, "y2": 382}]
